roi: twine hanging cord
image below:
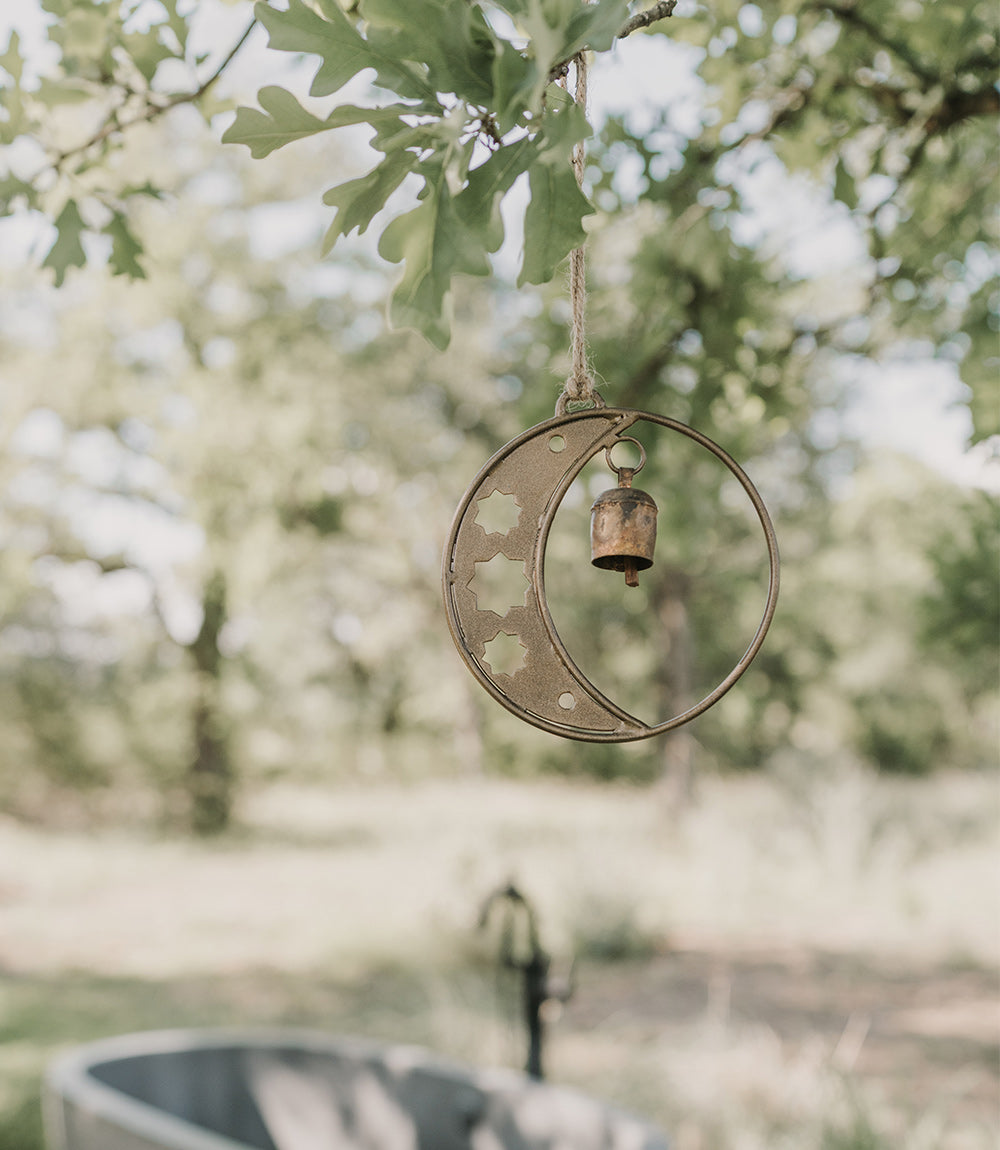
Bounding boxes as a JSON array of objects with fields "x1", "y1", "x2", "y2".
[
  {"x1": 554, "y1": 2, "x2": 679, "y2": 415},
  {"x1": 558, "y1": 51, "x2": 601, "y2": 414}
]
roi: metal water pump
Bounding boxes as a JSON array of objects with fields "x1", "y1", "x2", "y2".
[{"x1": 479, "y1": 882, "x2": 574, "y2": 1080}]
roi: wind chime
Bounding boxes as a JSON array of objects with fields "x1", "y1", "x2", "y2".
[{"x1": 443, "y1": 49, "x2": 779, "y2": 742}]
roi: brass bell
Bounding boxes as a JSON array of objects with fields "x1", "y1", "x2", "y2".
[{"x1": 590, "y1": 460, "x2": 658, "y2": 588}]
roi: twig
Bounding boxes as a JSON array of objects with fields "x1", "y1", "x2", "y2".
[
  {"x1": 547, "y1": 1, "x2": 678, "y2": 85},
  {"x1": 165, "y1": 18, "x2": 258, "y2": 108},
  {"x1": 738, "y1": 78, "x2": 812, "y2": 147},
  {"x1": 618, "y1": 1, "x2": 678, "y2": 40},
  {"x1": 479, "y1": 112, "x2": 503, "y2": 148},
  {"x1": 52, "y1": 17, "x2": 257, "y2": 172}
]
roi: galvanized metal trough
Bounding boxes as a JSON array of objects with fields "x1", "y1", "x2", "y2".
[{"x1": 44, "y1": 1028, "x2": 668, "y2": 1150}]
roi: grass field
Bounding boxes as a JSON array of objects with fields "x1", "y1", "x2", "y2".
[{"x1": 1, "y1": 767, "x2": 997, "y2": 1149}]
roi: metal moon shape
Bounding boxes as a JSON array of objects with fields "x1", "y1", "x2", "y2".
[{"x1": 442, "y1": 408, "x2": 780, "y2": 742}]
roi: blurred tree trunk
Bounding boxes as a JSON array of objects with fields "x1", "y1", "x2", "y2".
[
  {"x1": 187, "y1": 570, "x2": 232, "y2": 835},
  {"x1": 653, "y1": 568, "x2": 696, "y2": 811}
]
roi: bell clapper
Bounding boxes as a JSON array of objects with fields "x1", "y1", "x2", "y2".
[{"x1": 618, "y1": 469, "x2": 644, "y2": 586}]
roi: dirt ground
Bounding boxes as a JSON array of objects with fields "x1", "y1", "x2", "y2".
[
  {"x1": 560, "y1": 945, "x2": 999, "y2": 1134},
  {"x1": 2, "y1": 773, "x2": 997, "y2": 1149}
]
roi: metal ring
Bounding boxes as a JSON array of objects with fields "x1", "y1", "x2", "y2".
[{"x1": 604, "y1": 436, "x2": 646, "y2": 478}]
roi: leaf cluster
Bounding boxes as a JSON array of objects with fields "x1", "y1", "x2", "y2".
[
  {"x1": 222, "y1": 0, "x2": 634, "y2": 345},
  {"x1": 667, "y1": 0, "x2": 999, "y2": 440},
  {"x1": 1, "y1": 0, "x2": 240, "y2": 285}
]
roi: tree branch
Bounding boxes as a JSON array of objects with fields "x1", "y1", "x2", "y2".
[
  {"x1": 927, "y1": 85, "x2": 1000, "y2": 133},
  {"x1": 548, "y1": 2, "x2": 679, "y2": 85},
  {"x1": 618, "y1": 1, "x2": 679, "y2": 40},
  {"x1": 52, "y1": 18, "x2": 257, "y2": 173},
  {"x1": 812, "y1": 2, "x2": 936, "y2": 85},
  {"x1": 165, "y1": 18, "x2": 258, "y2": 110}
]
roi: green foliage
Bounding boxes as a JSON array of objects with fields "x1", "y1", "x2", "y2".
[
  {"x1": 377, "y1": 154, "x2": 492, "y2": 349},
  {"x1": 254, "y1": 0, "x2": 438, "y2": 101},
  {"x1": 919, "y1": 489, "x2": 1000, "y2": 696},
  {"x1": 224, "y1": 0, "x2": 1000, "y2": 392},
  {"x1": 219, "y1": 0, "x2": 632, "y2": 344},
  {"x1": 223, "y1": 85, "x2": 375, "y2": 158},
  {"x1": 1, "y1": 117, "x2": 530, "y2": 821},
  {"x1": 789, "y1": 459, "x2": 998, "y2": 776},
  {"x1": 519, "y1": 151, "x2": 590, "y2": 285},
  {"x1": 822, "y1": 1110, "x2": 890, "y2": 1150},
  {"x1": 3, "y1": 0, "x2": 997, "y2": 409},
  {"x1": 570, "y1": 889, "x2": 661, "y2": 961},
  {"x1": 104, "y1": 209, "x2": 146, "y2": 278},
  {"x1": 0, "y1": 0, "x2": 243, "y2": 287},
  {"x1": 1, "y1": 4, "x2": 996, "y2": 817},
  {"x1": 321, "y1": 149, "x2": 419, "y2": 251},
  {"x1": 670, "y1": 0, "x2": 999, "y2": 441},
  {"x1": 40, "y1": 199, "x2": 87, "y2": 286}
]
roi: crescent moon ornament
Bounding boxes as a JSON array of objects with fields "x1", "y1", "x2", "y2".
[{"x1": 442, "y1": 405, "x2": 780, "y2": 742}]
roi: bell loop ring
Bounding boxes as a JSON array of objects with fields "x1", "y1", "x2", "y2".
[{"x1": 604, "y1": 436, "x2": 646, "y2": 485}]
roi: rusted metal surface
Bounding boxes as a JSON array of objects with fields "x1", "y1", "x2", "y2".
[
  {"x1": 442, "y1": 407, "x2": 780, "y2": 742},
  {"x1": 590, "y1": 456, "x2": 658, "y2": 587}
]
